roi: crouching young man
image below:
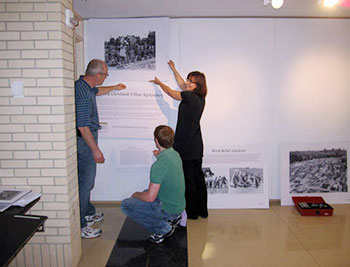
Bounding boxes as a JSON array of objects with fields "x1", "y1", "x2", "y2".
[{"x1": 121, "y1": 125, "x2": 185, "y2": 244}]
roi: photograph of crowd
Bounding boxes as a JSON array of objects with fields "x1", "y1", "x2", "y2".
[
  {"x1": 104, "y1": 31, "x2": 156, "y2": 70},
  {"x1": 229, "y1": 168, "x2": 263, "y2": 193},
  {"x1": 203, "y1": 167, "x2": 229, "y2": 194},
  {"x1": 289, "y1": 148, "x2": 348, "y2": 193}
]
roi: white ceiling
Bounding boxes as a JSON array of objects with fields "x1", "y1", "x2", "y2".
[{"x1": 73, "y1": 0, "x2": 350, "y2": 19}]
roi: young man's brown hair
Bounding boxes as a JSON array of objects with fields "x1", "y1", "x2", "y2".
[{"x1": 154, "y1": 125, "x2": 174, "y2": 149}]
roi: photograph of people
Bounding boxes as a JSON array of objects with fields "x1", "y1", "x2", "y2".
[{"x1": 149, "y1": 60, "x2": 208, "y2": 220}]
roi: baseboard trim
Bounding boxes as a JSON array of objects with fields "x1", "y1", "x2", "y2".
[
  {"x1": 92, "y1": 199, "x2": 281, "y2": 207},
  {"x1": 92, "y1": 201, "x2": 121, "y2": 207},
  {"x1": 269, "y1": 199, "x2": 281, "y2": 206}
]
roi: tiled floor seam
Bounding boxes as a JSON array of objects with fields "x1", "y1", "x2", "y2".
[{"x1": 270, "y1": 207, "x2": 322, "y2": 267}]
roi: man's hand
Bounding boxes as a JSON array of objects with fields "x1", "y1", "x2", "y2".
[
  {"x1": 79, "y1": 126, "x2": 105, "y2": 163},
  {"x1": 96, "y1": 83, "x2": 127, "y2": 96},
  {"x1": 93, "y1": 149, "x2": 105, "y2": 163},
  {"x1": 115, "y1": 83, "x2": 127, "y2": 90},
  {"x1": 131, "y1": 183, "x2": 160, "y2": 202},
  {"x1": 153, "y1": 149, "x2": 160, "y2": 158}
]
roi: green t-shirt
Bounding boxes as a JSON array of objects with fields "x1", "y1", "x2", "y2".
[{"x1": 150, "y1": 147, "x2": 186, "y2": 214}]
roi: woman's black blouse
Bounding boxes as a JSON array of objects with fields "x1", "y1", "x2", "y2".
[{"x1": 174, "y1": 91, "x2": 205, "y2": 160}]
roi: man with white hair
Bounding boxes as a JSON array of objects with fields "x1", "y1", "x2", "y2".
[{"x1": 75, "y1": 59, "x2": 126, "y2": 238}]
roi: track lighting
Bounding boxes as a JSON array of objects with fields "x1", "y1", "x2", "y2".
[{"x1": 263, "y1": 0, "x2": 284, "y2": 9}]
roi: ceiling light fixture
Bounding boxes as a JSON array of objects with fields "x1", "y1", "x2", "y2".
[
  {"x1": 318, "y1": 0, "x2": 339, "y2": 7},
  {"x1": 263, "y1": 0, "x2": 284, "y2": 9}
]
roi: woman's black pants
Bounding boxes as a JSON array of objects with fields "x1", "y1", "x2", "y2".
[{"x1": 182, "y1": 158, "x2": 208, "y2": 219}]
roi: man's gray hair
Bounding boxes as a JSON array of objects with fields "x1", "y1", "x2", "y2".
[{"x1": 85, "y1": 59, "x2": 106, "y2": 76}]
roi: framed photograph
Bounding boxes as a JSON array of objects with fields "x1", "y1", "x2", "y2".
[
  {"x1": 203, "y1": 144, "x2": 269, "y2": 209},
  {"x1": 281, "y1": 143, "x2": 350, "y2": 206},
  {"x1": 0, "y1": 188, "x2": 32, "y2": 204}
]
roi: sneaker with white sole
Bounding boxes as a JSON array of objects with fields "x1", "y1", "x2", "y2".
[
  {"x1": 85, "y1": 212, "x2": 104, "y2": 226},
  {"x1": 81, "y1": 226, "x2": 102, "y2": 239},
  {"x1": 148, "y1": 225, "x2": 176, "y2": 244},
  {"x1": 168, "y1": 215, "x2": 182, "y2": 228}
]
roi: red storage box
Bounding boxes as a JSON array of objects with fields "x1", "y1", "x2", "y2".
[{"x1": 292, "y1": 196, "x2": 333, "y2": 216}]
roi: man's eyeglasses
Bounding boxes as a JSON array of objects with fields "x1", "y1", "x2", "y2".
[{"x1": 99, "y1": 72, "x2": 109, "y2": 77}]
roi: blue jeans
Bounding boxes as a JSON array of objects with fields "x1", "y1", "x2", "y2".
[
  {"x1": 121, "y1": 197, "x2": 180, "y2": 235},
  {"x1": 77, "y1": 130, "x2": 98, "y2": 228}
]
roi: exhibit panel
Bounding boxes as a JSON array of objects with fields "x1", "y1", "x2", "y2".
[
  {"x1": 203, "y1": 144, "x2": 269, "y2": 209},
  {"x1": 87, "y1": 18, "x2": 178, "y2": 200}
]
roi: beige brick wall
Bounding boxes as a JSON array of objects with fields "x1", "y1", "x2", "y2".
[{"x1": 0, "y1": 0, "x2": 82, "y2": 266}]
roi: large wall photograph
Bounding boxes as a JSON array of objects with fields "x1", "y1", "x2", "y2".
[
  {"x1": 104, "y1": 31, "x2": 156, "y2": 71},
  {"x1": 85, "y1": 17, "x2": 170, "y2": 81},
  {"x1": 281, "y1": 143, "x2": 350, "y2": 206}
]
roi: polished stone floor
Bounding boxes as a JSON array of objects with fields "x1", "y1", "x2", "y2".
[{"x1": 78, "y1": 204, "x2": 350, "y2": 267}]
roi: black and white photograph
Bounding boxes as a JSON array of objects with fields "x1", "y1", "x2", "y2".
[
  {"x1": 281, "y1": 143, "x2": 350, "y2": 206},
  {"x1": 203, "y1": 167, "x2": 229, "y2": 194},
  {"x1": 104, "y1": 31, "x2": 156, "y2": 71},
  {"x1": 289, "y1": 148, "x2": 347, "y2": 194},
  {"x1": 229, "y1": 168, "x2": 263, "y2": 194},
  {"x1": 0, "y1": 188, "x2": 31, "y2": 203},
  {"x1": 85, "y1": 17, "x2": 170, "y2": 81}
]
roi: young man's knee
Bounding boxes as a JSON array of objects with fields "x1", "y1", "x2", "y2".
[
  {"x1": 121, "y1": 198, "x2": 137, "y2": 214},
  {"x1": 120, "y1": 198, "x2": 130, "y2": 214}
]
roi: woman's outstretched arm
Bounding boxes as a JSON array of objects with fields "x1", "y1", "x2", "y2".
[
  {"x1": 168, "y1": 60, "x2": 186, "y2": 91},
  {"x1": 149, "y1": 76, "x2": 182, "y2": 101}
]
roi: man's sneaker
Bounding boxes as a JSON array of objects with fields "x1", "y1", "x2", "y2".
[
  {"x1": 81, "y1": 226, "x2": 102, "y2": 239},
  {"x1": 148, "y1": 226, "x2": 175, "y2": 244},
  {"x1": 168, "y1": 215, "x2": 182, "y2": 228},
  {"x1": 85, "y1": 212, "x2": 104, "y2": 226}
]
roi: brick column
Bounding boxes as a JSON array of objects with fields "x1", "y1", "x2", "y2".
[{"x1": 0, "y1": 0, "x2": 82, "y2": 266}]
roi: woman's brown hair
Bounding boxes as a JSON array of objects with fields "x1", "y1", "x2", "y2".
[{"x1": 187, "y1": 71, "x2": 207, "y2": 98}]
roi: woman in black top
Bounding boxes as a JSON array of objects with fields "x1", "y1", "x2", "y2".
[{"x1": 149, "y1": 60, "x2": 208, "y2": 220}]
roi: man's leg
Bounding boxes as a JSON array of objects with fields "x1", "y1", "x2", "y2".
[
  {"x1": 121, "y1": 197, "x2": 172, "y2": 235},
  {"x1": 77, "y1": 134, "x2": 97, "y2": 228}
]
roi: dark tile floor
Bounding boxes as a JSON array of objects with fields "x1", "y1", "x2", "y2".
[{"x1": 106, "y1": 217, "x2": 188, "y2": 267}]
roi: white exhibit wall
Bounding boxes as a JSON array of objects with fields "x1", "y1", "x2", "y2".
[
  {"x1": 178, "y1": 18, "x2": 276, "y2": 200},
  {"x1": 272, "y1": 19, "x2": 350, "y2": 198},
  {"x1": 87, "y1": 18, "x2": 349, "y2": 201}
]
